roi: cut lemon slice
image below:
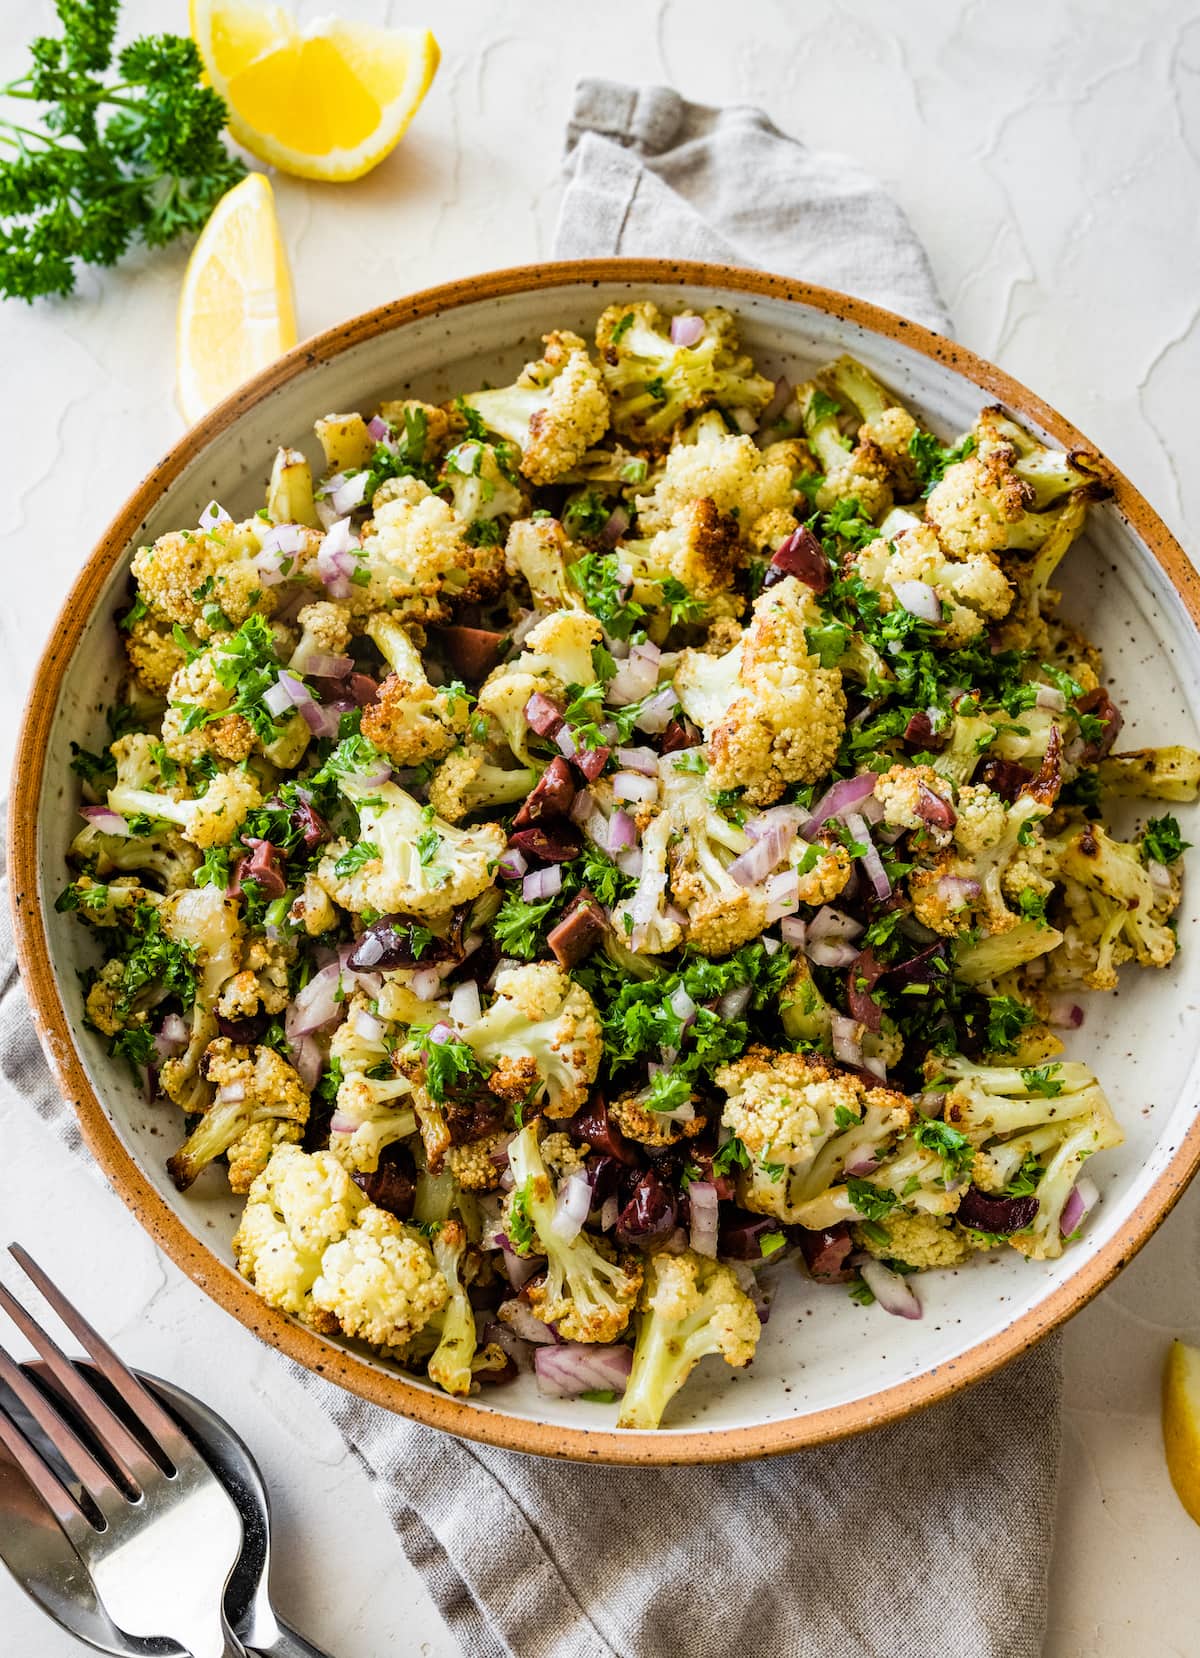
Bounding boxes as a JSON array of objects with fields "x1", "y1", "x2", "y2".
[
  {"x1": 191, "y1": 0, "x2": 440, "y2": 182},
  {"x1": 176, "y1": 171, "x2": 296, "y2": 426},
  {"x1": 1163, "y1": 1339, "x2": 1200, "y2": 1525}
]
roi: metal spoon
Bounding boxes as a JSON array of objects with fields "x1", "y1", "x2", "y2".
[{"x1": 0, "y1": 1361, "x2": 328, "y2": 1658}]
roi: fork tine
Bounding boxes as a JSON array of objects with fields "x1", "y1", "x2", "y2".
[
  {"x1": 0, "y1": 1279, "x2": 160, "y2": 1494},
  {"x1": 8, "y1": 1245, "x2": 189, "y2": 1467},
  {"x1": 0, "y1": 1394, "x2": 88, "y2": 1536},
  {"x1": 0, "y1": 1342, "x2": 120, "y2": 1511}
]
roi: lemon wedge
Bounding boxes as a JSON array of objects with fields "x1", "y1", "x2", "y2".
[
  {"x1": 1162, "y1": 1339, "x2": 1200, "y2": 1525},
  {"x1": 176, "y1": 171, "x2": 296, "y2": 426},
  {"x1": 190, "y1": 0, "x2": 440, "y2": 182}
]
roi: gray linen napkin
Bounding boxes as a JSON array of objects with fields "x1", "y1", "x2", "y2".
[{"x1": 0, "y1": 79, "x2": 1063, "y2": 1658}]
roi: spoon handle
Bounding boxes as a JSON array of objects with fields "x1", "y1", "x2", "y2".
[{"x1": 251, "y1": 1616, "x2": 334, "y2": 1658}]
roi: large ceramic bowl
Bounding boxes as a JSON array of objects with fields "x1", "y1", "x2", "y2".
[{"x1": 12, "y1": 260, "x2": 1200, "y2": 1464}]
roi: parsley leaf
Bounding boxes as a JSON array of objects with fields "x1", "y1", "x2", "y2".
[{"x1": 1143, "y1": 814, "x2": 1190, "y2": 866}]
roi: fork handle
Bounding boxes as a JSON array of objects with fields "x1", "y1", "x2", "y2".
[{"x1": 249, "y1": 1617, "x2": 333, "y2": 1658}]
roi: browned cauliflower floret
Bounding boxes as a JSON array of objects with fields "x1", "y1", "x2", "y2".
[
  {"x1": 540, "y1": 1131, "x2": 589, "y2": 1181},
  {"x1": 315, "y1": 1205, "x2": 449, "y2": 1349},
  {"x1": 123, "y1": 613, "x2": 188, "y2": 695},
  {"x1": 160, "y1": 631, "x2": 309, "y2": 770},
  {"x1": 166, "y1": 1039, "x2": 310, "y2": 1194},
  {"x1": 676, "y1": 575, "x2": 846, "y2": 806},
  {"x1": 216, "y1": 937, "x2": 293, "y2": 1022},
  {"x1": 857, "y1": 1210, "x2": 975, "y2": 1270},
  {"x1": 793, "y1": 841, "x2": 853, "y2": 906},
  {"x1": 130, "y1": 518, "x2": 319, "y2": 639},
  {"x1": 293, "y1": 600, "x2": 352, "y2": 657},
  {"x1": 461, "y1": 331, "x2": 610, "y2": 486},
  {"x1": 609, "y1": 1090, "x2": 704, "y2": 1148},
  {"x1": 618, "y1": 496, "x2": 744, "y2": 617},
  {"x1": 107, "y1": 733, "x2": 263, "y2": 851},
  {"x1": 349, "y1": 476, "x2": 503, "y2": 621},
  {"x1": 926, "y1": 449, "x2": 1031, "y2": 559},
  {"x1": 289, "y1": 872, "x2": 338, "y2": 937},
  {"x1": 443, "y1": 1133, "x2": 510, "y2": 1192},
  {"x1": 634, "y1": 423, "x2": 799, "y2": 536},
  {"x1": 874, "y1": 764, "x2": 956, "y2": 833},
  {"x1": 822, "y1": 356, "x2": 924, "y2": 500},
  {"x1": 852, "y1": 523, "x2": 1013, "y2": 648},
  {"x1": 462, "y1": 963, "x2": 603, "y2": 1120},
  {"x1": 358, "y1": 614, "x2": 470, "y2": 767},
  {"x1": 596, "y1": 302, "x2": 774, "y2": 442}
]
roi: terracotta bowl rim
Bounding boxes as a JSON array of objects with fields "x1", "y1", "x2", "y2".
[{"x1": 11, "y1": 256, "x2": 1200, "y2": 1465}]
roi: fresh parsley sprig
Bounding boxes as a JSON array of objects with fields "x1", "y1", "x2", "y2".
[{"x1": 0, "y1": 0, "x2": 245, "y2": 302}]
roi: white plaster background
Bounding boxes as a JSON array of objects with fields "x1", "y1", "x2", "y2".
[{"x1": 2, "y1": 1, "x2": 1200, "y2": 1652}]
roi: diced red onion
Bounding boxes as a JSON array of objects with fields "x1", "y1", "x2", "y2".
[
  {"x1": 483, "y1": 1319, "x2": 530, "y2": 1369},
  {"x1": 844, "y1": 1154, "x2": 880, "y2": 1177},
  {"x1": 153, "y1": 1014, "x2": 189, "y2": 1062},
  {"x1": 607, "y1": 653, "x2": 659, "y2": 706},
  {"x1": 808, "y1": 906, "x2": 863, "y2": 943},
  {"x1": 601, "y1": 505, "x2": 630, "y2": 544},
  {"x1": 1045, "y1": 995, "x2": 1085, "y2": 1030},
  {"x1": 448, "y1": 980, "x2": 482, "y2": 1027},
  {"x1": 780, "y1": 916, "x2": 808, "y2": 948},
  {"x1": 329, "y1": 1110, "x2": 357, "y2": 1134},
  {"x1": 632, "y1": 686, "x2": 679, "y2": 734},
  {"x1": 216, "y1": 1081, "x2": 246, "y2": 1104},
  {"x1": 259, "y1": 522, "x2": 307, "y2": 555},
  {"x1": 861, "y1": 1055, "x2": 887, "y2": 1082},
  {"x1": 859, "y1": 1258, "x2": 922, "y2": 1319},
  {"x1": 288, "y1": 637, "x2": 353, "y2": 678},
  {"x1": 427, "y1": 1022, "x2": 455, "y2": 1047},
  {"x1": 352, "y1": 1007, "x2": 386, "y2": 1043},
  {"x1": 764, "y1": 868, "x2": 800, "y2": 923},
  {"x1": 608, "y1": 809, "x2": 637, "y2": 851},
  {"x1": 844, "y1": 811, "x2": 891, "y2": 901},
  {"x1": 616, "y1": 746, "x2": 659, "y2": 776},
  {"x1": 1035, "y1": 685, "x2": 1067, "y2": 712},
  {"x1": 80, "y1": 804, "x2": 130, "y2": 837},
  {"x1": 555, "y1": 726, "x2": 578, "y2": 760},
  {"x1": 199, "y1": 500, "x2": 233, "y2": 533},
  {"x1": 670, "y1": 313, "x2": 706, "y2": 348},
  {"x1": 410, "y1": 967, "x2": 445, "y2": 1002},
  {"x1": 534, "y1": 1342, "x2": 632, "y2": 1399},
  {"x1": 549, "y1": 1172, "x2": 593, "y2": 1244},
  {"x1": 581, "y1": 810, "x2": 612, "y2": 855},
  {"x1": 286, "y1": 963, "x2": 346, "y2": 1036},
  {"x1": 500, "y1": 1298, "x2": 557, "y2": 1345},
  {"x1": 599, "y1": 1194, "x2": 620, "y2": 1232},
  {"x1": 328, "y1": 471, "x2": 369, "y2": 516},
  {"x1": 290, "y1": 1036, "x2": 323, "y2": 1093},
  {"x1": 498, "y1": 847, "x2": 528, "y2": 881},
  {"x1": 728, "y1": 823, "x2": 793, "y2": 888},
  {"x1": 1148, "y1": 859, "x2": 1174, "y2": 894},
  {"x1": 806, "y1": 939, "x2": 861, "y2": 968},
  {"x1": 314, "y1": 498, "x2": 338, "y2": 532},
  {"x1": 800, "y1": 773, "x2": 877, "y2": 837},
  {"x1": 615, "y1": 847, "x2": 643, "y2": 878},
  {"x1": 831, "y1": 1013, "x2": 863, "y2": 1069},
  {"x1": 745, "y1": 805, "x2": 805, "y2": 844},
  {"x1": 1060, "y1": 1174, "x2": 1100, "y2": 1237},
  {"x1": 917, "y1": 1091, "x2": 945, "y2": 1118},
  {"x1": 366, "y1": 414, "x2": 391, "y2": 442},
  {"x1": 892, "y1": 579, "x2": 941, "y2": 623},
  {"x1": 915, "y1": 782, "x2": 956, "y2": 829},
  {"x1": 316, "y1": 518, "x2": 359, "y2": 599},
  {"x1": 688, "y1": 1181, "x2": 720, "y2": 1258},
  {"x1": 718, "y1": 984, "x2": 752, "y2": 1021},
  {"x1": 298, "y1": 700, "x2": 342, "y2": 739},
  {"x1": 523, "y1": 865, "x2": 563, "y2": 902},
  {"x1": 612, "y1": 770, "x2": 658, "y2": 805},
  {"x1": 762, "y1": 936, "x2": 781, "y2": 956}
]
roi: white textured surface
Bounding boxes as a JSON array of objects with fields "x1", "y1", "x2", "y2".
[{"x1": 1, "y1": 1, "x2": 1199, "y2": 1654}]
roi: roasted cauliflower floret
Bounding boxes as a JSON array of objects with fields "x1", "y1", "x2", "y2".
[
  {"x1": 463, "y1": 963, "x2": 602, "y2": 1120},
  {"x1": 123, "y1": 613, "x2": 187, "y2": 695},
  {"x1": 617, "y1": 1250, "x2": 760, "y2": 1430},
  {"x1": 461, "y1": 331, "x2": 610, "y2": 486},
  {"x1": 107, "y1": 733, "x2": 262, "y2": 850},
  {"x1": 506, "y1": 1125, "x2": 641, "y2": 1343},
  {"x1": 857, "y1": 1210, "x2": 975, "y2": 1270},
  {"x1": 160, "y1": 631, "x2": 307, "y2": 769},
  {"x1": 353, "y1": 475, "x2": 504, "y2": 616},
  {"x1": 426, "y1": 744, "x2": 540, "y2": 824},
  {"x1": 617, "y1": 496, "x2": 743, "y2": 617},
  {"x1": 359, "y1": 613, "x2": 471, "y2": 767},
  {"x1": 438, "y1": 439, "x2": 526, "y2": 530},
  {"x1": 166, "y1": 1039, "x2": 310, "y2": 1194},
  {"x1": 926, "y1": 448, "x2": 1032, "y2": 559},
  {"x1": 317, "y1": 771, "x2": 503, "y2": 920},
  {"x1": 442, "y1": 1133, "x2": 510, "y2": 1192},
  {"x1": 798, "y1": 382, "x2": 894, "y2": 520},
  {"x1": 677, "y1": 575, "x2": 846, "y2": 806},
  {"x1": 130, "y1": 517, "x2": 316, "y2": 639},
  {"x1": 824, "y1": 356, "x2": 923, "y2": 501},
  {"x1": 852, "y1": 523, "x2": 1012, "y2": 648},
  {"x1": 475, "y1": 609, "x2": 603, "y2": 766},
  {"x1": 633, "y1": 424, "x2": 799, "y2": 537},
  {"x1": 313, "y1": 1205, "x2": 450, "y2": 1349},
  {"x1": 596, "y1": 302, "x2": 774, "y2": 442},
  {"x1": 609, "y1": 1090, "x2": 703, "y2": 1148}
]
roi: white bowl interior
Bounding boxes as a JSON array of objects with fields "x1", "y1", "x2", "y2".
[{"x1": 34, "y1": 278, "x2": 1200, "y2": 1439}]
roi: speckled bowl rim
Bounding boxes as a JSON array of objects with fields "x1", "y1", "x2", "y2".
[{"x1": 11, "y1": 258, "x2": 1200, "y2": 1465}]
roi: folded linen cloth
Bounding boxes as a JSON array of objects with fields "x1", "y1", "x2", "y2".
[{"x1": 1, "y1": 79, "x2": 1062, "y2": 1658}]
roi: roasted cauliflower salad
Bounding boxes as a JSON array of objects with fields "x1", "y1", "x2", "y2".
[{"x1": 59, "y1": 305, "x2": 1198, "y2": 1428}]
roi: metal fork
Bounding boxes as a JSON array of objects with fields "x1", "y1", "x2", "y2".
[{"x1": 0, "y1": 1244, "x2": 249, "y2": 1657}]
